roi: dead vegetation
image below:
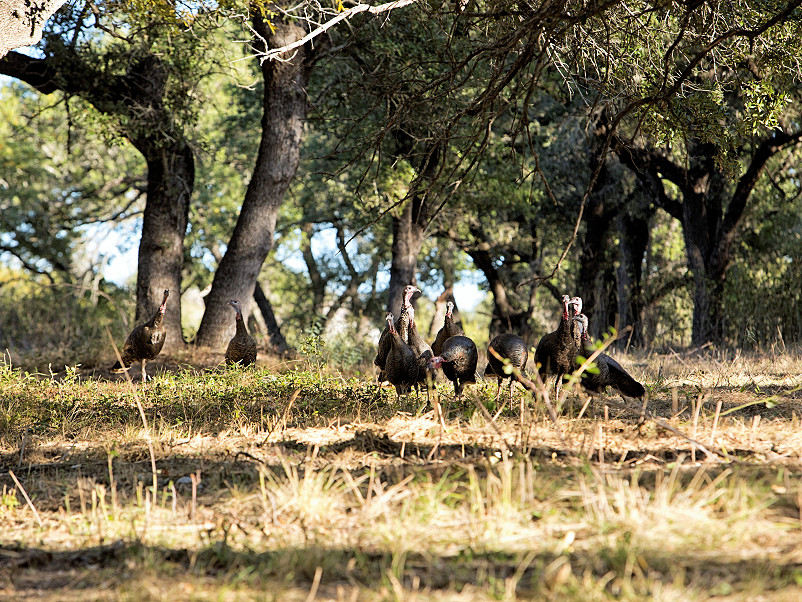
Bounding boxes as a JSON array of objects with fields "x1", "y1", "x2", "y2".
[{"x1": 1, "y1": 348, "x2": 802, "y2": 600}]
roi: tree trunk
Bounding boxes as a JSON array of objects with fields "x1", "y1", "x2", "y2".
[
  {"x1": 253, "y1": 280, "x2": 293, "y2": 355},
  {"x1": 387, "y1": 200, "x2": 426, "y2": 317},
  {"x1": 132, "y1": 143, "x2": 193, "y2": 350},
  {"x1": 195, "y1": 18, "x2": 310, "y2": 349},
  {"x1": 576, "y1": 197, "x2": 617, "y2": 339},
  {"x1": 467, "y1": 246, "x2": 536, "y2": 344},
  {"x1": 1, "y1": 51, "x2": 193, "y2": 351},
  {"x1": 613, "y1": 129, "x2": 802, "y2": 347},
  {"x1": 681, "y1": 170, "x2": 722, "y2": 346},
  {"x1": 300, "y1": 223, "x2": 326, "y2": 313},
  {"x1": 386, "y1": 141, "x2": 440, "y2": 317},
  {"x1": 616, "y1": 206, "x2": 650, "y2": 348}
]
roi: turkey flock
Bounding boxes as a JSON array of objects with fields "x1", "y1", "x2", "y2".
[
  {"x1": 109, "y1": 284, "x2": 645, "y2": 413},
  {"x1": 372, "y1": 285, "x2": 645, "y2": 413}
]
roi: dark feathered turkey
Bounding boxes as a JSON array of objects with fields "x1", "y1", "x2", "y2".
[
  {"x1": 573, "y1": 314, "x2": 645, "y2": 398},
  {"x1": 375, "y1": 285, "x2": 420, "y2": 382},
  {"x1": 110, "y1": 289, "x2": 169, "y2": 382},
  {"x1": 484, "y1": 333, "x2": 528, "y2": 402},
  {"x1": 534, "y1": 294, "x2": 581, "y2": 401},
  {"x1": 408, "y1": 317, "x2": 435, "y2": 394},
  {"x1": 384, "y1": 312, "x2": 420, "y2": 397},
  {"x1": 428, "y1": 335, "x2": 478, "y2": 402},
  {"x1": 225, "y1": 299, "x2": 257, "y2": 367},
  {"x1": 431, "y1": 301, "x2": 463, "y2": 357}
]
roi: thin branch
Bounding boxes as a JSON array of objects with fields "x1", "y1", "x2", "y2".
[{"x1": 255, "y1": 0, "x2": 419, "y2": 63}]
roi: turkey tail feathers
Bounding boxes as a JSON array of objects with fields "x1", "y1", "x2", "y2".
[{"x1": 606, "y1": 361, "x2": 646, "y2": 397}]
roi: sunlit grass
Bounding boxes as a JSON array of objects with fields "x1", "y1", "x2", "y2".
[{"x1": 1, "y1": 350, "x2": 802, "y2": 599}]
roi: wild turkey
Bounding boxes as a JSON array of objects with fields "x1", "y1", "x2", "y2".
[
  {"x1": 431, "y1": 301, "x2": 463, "y2": 356},
  {"x1": 225, "y1": 299, "x2": 257, "y2": 366},
  {"x1": 110, "y1": 289, "x2": 170, "y2": 382},
  {"x1": 408, "y1": 316, "x2": 435, "y2": 395},
  {"x1": 534, "y1": 294, "x2": 579, "y2": 402},
  {"x1": 484, "y1": 333, "x2": 528, "y2": 403},
  {"x1": 428, "y1": 335, "x2": 478, "y2": 403},
  {"x1": 573, "y1": 313, "x2": 645, "y2": 399},
  {"x1": 374, "y1": 285, "x2": 420, "y2": 381},
  {"x1": 384, "y1": 312, "x2": 420, "y2": 397}
]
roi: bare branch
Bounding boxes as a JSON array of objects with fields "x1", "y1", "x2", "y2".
[{"x1": 255, "y1": 0, "x2": 418, "y2": 63}]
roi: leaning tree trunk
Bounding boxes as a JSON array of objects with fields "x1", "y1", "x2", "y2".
[
  {"x1": 253, "y1": 280, "x2": 293, "y2": 355},
  {"x1": 467, "y1": 246, "x2": 536, "y2": 344},
  {"x1": 194, "y1": 18, "x2": 310, "y2": 349}
]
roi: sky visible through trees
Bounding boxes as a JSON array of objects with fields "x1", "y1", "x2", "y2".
[{"x1": 0, "y1": 0, "x2": 801, "y2": 356}]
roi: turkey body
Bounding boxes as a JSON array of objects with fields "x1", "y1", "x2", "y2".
[
  {"x1": 484, "y1": 333, "x2": 528, "y2": 401},
  {"x1": 429, "y1": 335, "x2": 478, "y2": 402},
  {"x1": 408, "y1": 318, "x2": 435, "y2": 393},
  {"x1": 375, "y1": 285, "x2": 420, "y2": 381},
  {"x1": 432, "y1": 301, "x2": 463, "y2": 357},
  {"x1": 110, "y1": 289, "x2": 170, "y2": 382},
  {"x1": 225, "y1": 299, "x2": 257, "y2": 366},
  {"x1": 384, "y1": 313, "x2": 420, "y2": 396},
  {"x1": 534, "y1": 295, "x2": 579, "y2": 400},
  {"x1": 574, "y1": 314, "x2": 645, "y2": 399}
]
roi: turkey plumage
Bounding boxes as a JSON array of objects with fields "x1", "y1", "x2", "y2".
[
  {"x1": 534, "y1": 294, "x2": 581, "y2": 401},
  {"x1": 225, "y1": 299, "x2": 257, "y2": 367},
  {"x1": 432, "y1": 301, "x2": 463, "y2": 356},
  {"x1": 384, "y1": 312, "x2": 420, "y2": 397},
  {"x1": 484, "y1": 333, "x2": 528, "y2": 403},
  {"x1": 573, "y1": 313, "x2": 645, "y2": 399},
  {"x1": 110, "y1": 289, "x2": 170, "y2": 382},
  {"x1": 428, "y1": 335, "x2": 478, "y2": 403}
]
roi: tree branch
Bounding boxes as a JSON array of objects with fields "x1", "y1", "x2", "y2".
[{"x1": 253, "y1": 0, "x2": 419, "y2": 63}]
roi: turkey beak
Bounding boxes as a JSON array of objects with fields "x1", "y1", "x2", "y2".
[{"x1": 160, "y1": 289, "x2": 170, "y2": 313}]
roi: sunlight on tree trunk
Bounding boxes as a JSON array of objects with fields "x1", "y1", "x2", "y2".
[{"x1": 195, "y1": 18, "x2": 311, "y2": 349}]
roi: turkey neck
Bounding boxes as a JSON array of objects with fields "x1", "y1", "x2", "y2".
[
  {"x1": 149, "y1": 311, "x2": 165, "y2": 329},
  {"x1": 235, "y1": 313, "x2": 249, "y2": 336},
  {"x1": 398, "y1": 312, "x2": 410, "y2": 342}
]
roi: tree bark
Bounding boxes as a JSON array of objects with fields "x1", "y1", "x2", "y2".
[
  {"x1": 387, "y1": 200, "x2": 427, "y2": 317},
  {"x1": 300, "y1": 223, "x2": 326, "y2": 313},
  {"x1": 386, "y1": 141, "x2": 440, "y2": 317},
  {"x1": 576, "y1": 196, "x2": 617, "y2": 339},
  {"x1": 133, "y1": 141, "x2": 193, "y2": 350},
  {"x1": 194, "y1": 17, "x2": 311, "y2": 348},
  {"x1": 467, "y1": 245, "x2": 536, "y2": 343},
  {"x1": 613, "y1": 130, "x2": 802, "y2": 346},
  {"x1": 253, "y1": 280, "x2": 292, "y2": 356},
  {"x1": 616, "y1": 206, "x2": 650, "y2": 347}
]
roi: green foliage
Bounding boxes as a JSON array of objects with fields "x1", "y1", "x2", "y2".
[
  {"x1": 0, "y1": 267, "x2": 133, "y2": 371},
  {"x1": 723, "y1": 164, "x2": 802, "y2": 347},
  {"x1": 0, "y1": 84, "x2": 144, "y2": 276}
]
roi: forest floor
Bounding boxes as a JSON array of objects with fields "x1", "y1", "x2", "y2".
[{"x1": 1, "y1": 346, "x2": 802, "y2": 600}]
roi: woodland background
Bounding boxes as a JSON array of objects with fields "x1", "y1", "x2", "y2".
[
  {"x1": 4, "y1": 4, "x2": 802, "y2": 600},
  {"x1": 0, "y1": 0, "x2": 801, "y2": 369}
]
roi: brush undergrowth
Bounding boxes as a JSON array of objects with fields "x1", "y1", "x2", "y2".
[{"x1": 1, "y1": 351, "x2": 802, "y2": 600}]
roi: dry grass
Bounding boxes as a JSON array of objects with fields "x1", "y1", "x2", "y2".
[{"x1": 1, "y1": 348, "x2": 802, "y2": 600}]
